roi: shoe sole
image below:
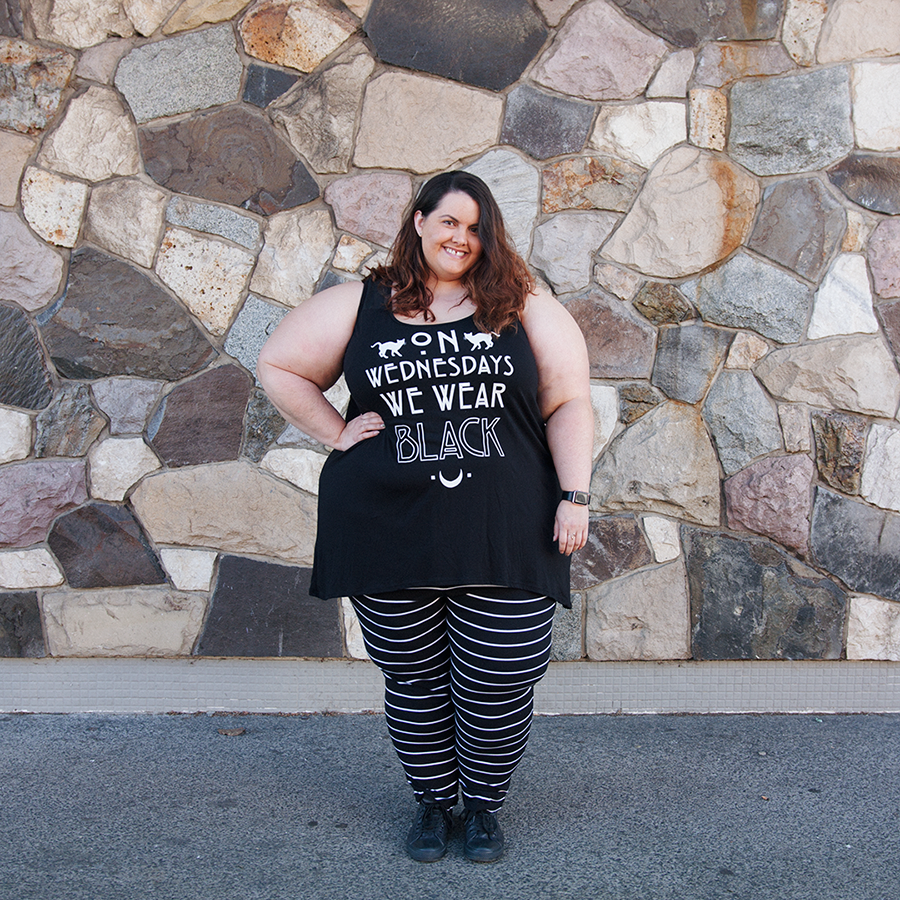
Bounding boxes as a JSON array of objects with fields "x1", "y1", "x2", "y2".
[
  {"x1": 464, "y1": 847, "x2": 504, "y2": 862},
  {"x1": 407, "y1": 846, "x2": 447, "y2": 862}
]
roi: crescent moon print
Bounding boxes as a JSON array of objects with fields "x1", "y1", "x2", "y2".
[{"x1": 438, "y1": 470, "x2": 464, "y2": 488}]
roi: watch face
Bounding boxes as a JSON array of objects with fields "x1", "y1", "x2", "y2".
[{"x1": 573, "y1": 491, "x2": 589, "y2": 505}]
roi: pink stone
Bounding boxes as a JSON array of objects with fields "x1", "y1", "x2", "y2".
[
  {"x1": 868, "y1": 218, "x2": 900, "y2": 298},
  {"x1": 725, "y1": 455, "x2": 815, "y2": 554},
  {"x1": 324, "y1": 172, "x2": 413, "y2": 248},
  {"x1": 0, "y1": 459, "x2": 87, "y2": 548}
]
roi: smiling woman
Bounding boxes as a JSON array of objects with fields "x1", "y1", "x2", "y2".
[{"x1": 256, "y1": 170, "x2": 592, "y2": 864}]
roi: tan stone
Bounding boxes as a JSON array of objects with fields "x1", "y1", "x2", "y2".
[
  {"x1": 0, "y1": 549, "x2": 64, "y2": 589},
  {"x1": 156, "y1": 227, "x2": 255, "y2": 335},
  {"x1": 125, "y1": 0, "x2": 180, "y2": 35},
  {"x1": 847, "y1": 594, "x2": 900, "y2": 660},
  {"x1": 592, "y1": 262, "x2": 642, "y2": 301},
  {"x1": 689, "y1": 89, "x2": 727, "y2": 152},
  {"x1": 842, "y1": 208, "x2": 877, "y2": 253},
  {"x1": 725, "y1": 332, "x2": 769, "y2": 369},
  {"x1": 0, "y1": 409, "x2": 32, "y2": 463},
  {"x1": 601, "y1": 147, "x2": 760, "y2": 279},
  {"x1": 20, "y1": 167, "x2": 88, "y2": 248},
  {"x1": 30, "y1": 0, "x2": 133, "y2": 49},
  {"x1": 342, "y1": 0, "x2": 371, "y2": 17},
  {"x1": 647, "y1": 49, "x2": 695, "y2": 98},
  {"x1": 585, "y1": 560, "x2": 690, "y2": 661},
  {"x1": 86, "y1": 179, "x2": 168, "y2": 268},
  {"x1": 817, "y1": 0, "x2": 900, "y2": 62},
  {"x1": 783, "y1": 0, "x2": 829, "y2": 65},
  {"x1": 163, "y1": 0, "x2": 250, "y2": 33},
  {"x1": 250, "y1": 207, "x2": 335, "y2": 306},
  {"x1": 131, "y1": 461, "x2": 318, "y2": 565},
  {"x1": 642, "y1": 516, "x2": 681, "y2": 562},
  {"x1": 0, "y1": 132, "x2": 35, "y2": 207},
  {"x1": 261, "y1": 447, "x2": 326, "y2": 494},
  {"x1": 354, "y1": 72, "x2": 502, "y2": 174},
  {"x1": 75, "y1": 39, "x2": 131, "y2": 82},
  {"x1": 332, "y1": 235, "x2": 373, "y2": 272},
  {"x1": 159, "y1": 548, "x2": 217, "y2": 591},
  {"x1": 42, "y1": 587, "x2": 207, "y2": 657},
  {"x1": 590, "y1": 401, "x2": 721, "y2": 526},
  {"x1": 778, "y1": 404, "x2": 812, "y2": 453},
  {"x1": 88, "y1": 437, "x2": 162, "y2": 502},
  {"x1": 239, "y1": 0, "x2": 356, "y2": 73}
]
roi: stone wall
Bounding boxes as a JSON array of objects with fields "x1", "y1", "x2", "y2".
[{"x1": 2, "y1": 0, "x2": 900, "y2": 670}]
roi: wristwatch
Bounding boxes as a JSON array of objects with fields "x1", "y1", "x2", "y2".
[{"x1": 561, "y1": 490, "x2": 590, "y2": 505}]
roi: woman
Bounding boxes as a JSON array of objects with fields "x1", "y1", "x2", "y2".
[{"x1": 257, "y1": 171, "x2": 592, "y2": 862}]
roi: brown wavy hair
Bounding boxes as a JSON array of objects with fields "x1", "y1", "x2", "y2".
[{"x1": 370, "y1": 171, "x2": 534, "y2": 334}]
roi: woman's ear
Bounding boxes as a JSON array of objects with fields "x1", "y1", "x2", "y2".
[{"x1": 413, "y1": 211, "x2": 424, "y2": 236}]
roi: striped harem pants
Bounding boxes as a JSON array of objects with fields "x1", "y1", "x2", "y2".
[{"x1": 349, "y1": 587, "x2": 557, "y2": 814}]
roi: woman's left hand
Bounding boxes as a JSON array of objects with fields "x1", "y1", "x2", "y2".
[{"x1": 553, "y1": 500, "x2": 589, "y2": 556}]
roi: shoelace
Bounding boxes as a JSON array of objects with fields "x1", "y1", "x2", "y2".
[
  {"x1": 466, "y1": 810, "x2": 498, "y2": 837},
  {"x1": 417, "y1": 802, "x2": 448, "y2": 835}
]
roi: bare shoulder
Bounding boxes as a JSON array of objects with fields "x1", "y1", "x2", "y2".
[
  {"x1": 292, "y1": 278, "x2": 365, "y2": 320},
  {"x1": 521, "y1": 285, "x2": 582, "y2": 341}
]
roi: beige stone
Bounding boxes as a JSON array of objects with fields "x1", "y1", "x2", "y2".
[
  {"x1": 592, "y1": 262, "x2": 641, "y2": 301},
  {"x1": 585, "y1": 560, "x2": 690, "y2": 661},
  {"x1": 0, "y1": 549, "x2": 64, "y2": 589},
  {"x1": 125, "y1": 0, "x2": 180, "y2": 35},
  {"x1": 42, "y1": 587, "x2": 207, "y2": 657},
  {"x1": 817, "y1": 0, "x2": 900, "y2": 62},
  {"x1": 332, "y1": 235, "x2": 373, "y2": 272},
  {"x1": 156, "y1": 227, "x2": 255, "y2": 335},
  {"x1": 755, "y1": 335, "x2": 900, "y2": 418},
  {"x1": 601, "y1": 147, "x2": 759, "y2": 279},
  {"x1": 534, "y1": 0, "x2": 579, "y2": 26},
  {"x1": 0, "y1": 208, "x2": 65, "y2": 311},
  {"x1": 75, "y1": 39, "x2": 132, "y2": 82},
  {"x1": 851, "y1": 61, "x2": 900, "y2": 152},
  {"x1": 725, "y1": 332, "x2": 769, "y2": 369},
  {"x1": 240, "y1": 0, "x2": 356, "y2": 72},
  {"x1": 590, "y1": 401, "x2": 721, "y2": 526},
  {"x1": 0, "y1": 131, "x2": 35, "y2": 207},
  {"x1": 842, "y1": 208, "x2": 877, "y2": 253},
  {"x1": 261, "y1": 447, "x2": 327, "y2": 494},
  {"x1": 590, "y1": 102, "x2": 686, "y2": 169},
  {"x1": 86, "y1": 179, "x2": 168, "y2": 268},
  {"x1": 861, "y1": 423, "x2": 900, "y2": 513},
  {"x1": 647, "y1": 49, "x2": 695, "y2": 98},
  {"x1": 31, "y1": 0, "x2": 133, "y2": 49},
  {"x1": 342, "y1": 0, "x2": 371, "y2": 17},
  {"x1": 354, "y1": 72, "x2": 502, "y2": 174},
  {"x1": 20, "y1": 167, "x2": 88, "y2": 248},
  {"x1": 88, "y1": 437, "x2": 162, "y2": 502},
  {"x1": 783, "y1": 0, "x2": 828, "y2": 65},
  {"x1": 642, "y1": 516, "x2": 681, "y2": 562},
  {"x1": 0, "y1": 408, "x2": 32, "y2": 463},
  {"x1": 131, "y1": 461, "x2": 318, "y2": 565},
  {"x1": 341, "y1": 597, "x2": 370, "y2": 659},
  {"x1": 847, "y1": 594, "x2": 900, "y2": 660},
  {"x1": 778, "y1": 404, "x2": 812, "y2": 453},
  {"x1": 163, "y1": 0, "x2": 250, "y2": 33},
  {"x1": 159, "y1": 548, "x2": 217, "y2": 591},
  {"x1": 250, "y1": 208, "x2": 335, "y2": 307},
  {"x1": 590, "y1": 384, "x2": 618, "y2": 462},
  {"x1": 689, "y1": 89, "x2": 727, "y2": 152}
]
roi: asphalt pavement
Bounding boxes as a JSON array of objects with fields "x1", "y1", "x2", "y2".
[{"x1": 2, "y1": 711, "x2": 899, "y2": 900}]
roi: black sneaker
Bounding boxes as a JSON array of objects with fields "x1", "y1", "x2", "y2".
[
  {"x1": 406, "y1": 802, "x2": 452, "y2": 862},
  {"x1": 463, "y1": 809, "x2": 504, "y2": 862}
]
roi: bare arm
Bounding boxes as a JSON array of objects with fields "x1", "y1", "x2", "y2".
[
  {"x1": 521, "y1": 288, "x2": 593, "y2": 555},
  {"x1": 256, "y1": 281, "x2": 384, "y2": 451}
]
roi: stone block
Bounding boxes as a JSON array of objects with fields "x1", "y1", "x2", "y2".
[
  {"x1": 688, "y1": 88, "x2": 726, "y2": 151},
  {"x1": 0, "y1": 592, "x2": 45, "y2": 658},
  {"x1": 131, "y1": 461, "x2": 318, "y2": 565},
  {"x1": 159, "y1": 548, "x2": 217, "y2": 591},
  {"x1": 29, "y1": 0, "x2": 133, "y2": 48},
  {"x1": 846, "y1": 595, "x2": 900, "y2": 660},
  {"x1": 354, "y1": 71, "x2": 502, "y2": 174},
  {"x1": 808, "y1": 254, "x2": 879, "y2": 340},
  {"x1": 591, "y1": 401, "x2": 721, "y2": 526},
  {"x1": 585, "y1": 560, "x2": 690, "y2": 661},
  {"x1": 115, "y1": 24, "x2": 242, "y2": 123},
  {"x1": 0, "y1": 408, "x2": 31, "y2": 463},
  {"x1": 125, "y1": 0, "x2": 180, "y2": 35},
  {"x1": 651, "y1": 322, "x2": 733, "y2": 405},
  {"x1": 695, "y1": 41, "x2": 795, "y2": 88},
  {"x1": 593, "y1": 264, "x2": 642, "y2": 302},
  {"x1": 324, "y1": 172, "x2": 411, "y2": 248},
  {"x1": 48, "y1": 503, "x2": 166, "y2": 589},
  {"x1": 88, "y1": 437, "x2": 161, "y2": 502},
  {"x1": 685, "y1": 528, "x2": 846, "y2": 660},
  {"x1": 810, "y1": 487, "x2": 900, "y2": 602},
  {"x1": 725, "y1": 333, "x2": 769, "y2": 370},
  {"x1": 261, "y1": 448, "x2": 326, "y2": 494},
  {"x1": 0, "y1": 549, "x2": 63, "y2": 589},
  {"x1": 811, "y1": 410, "x2": 868, "y2": 495},
  {"x1": 196, "y1": 556, "x2": 341, "y2": 657},
  {"x1": 642, "y1": 516, "x2": 680, "y2": 562},
  {"x1": 0, "y1": 38, "x2": 75, "y2": 134},
  {"x1": 590, "y1": 102, "x2": 686, "y2": 169},
  {"x1": 860, "y1": 423, "x2": 900, "y2": 514},
  {"x1": 166, "y1": 197, "x2": 262, "y2": 252},
  {"x1": 0, "y1": 305, "x2": 53, "y2": 411},
  {"x1": 542, "y1": 156, "x2": 643, "y2": 215},
  {"x1": 0, "y1": 130, "x2": 33, "y2": 206},
  {"x1": 868, "y1": 219, "x2": 900, "y2": 299},
  {"x1": 647, "y1": 49, "x2": 694, "y2": 98},
  {"x1": 42, "y1": 587, "x2": 207, "y2": 657},
  {"x1": 91, "y1": 377, "x2": 163, "y2": 435},
  {"x1": 617, "y1": 382, "x2": 665, "y2": 426},
  {"x1": 603, "y1": 147, "x2": 759, "y2": 279},
  {"x1": 86, "y1": 179, "x2": 168, "y2": 269},
  {"x1": 75, "y1": 39, "x2": 130, "y2": 82},
  {"x1": 851, "y1": 61, "x2": 900, "y2": 152},
  {"x1": 162, "y1": 0, "x2": 250, "y2": 33},
  {"x1": 783, "y1": 0, "x2": 828, "y2": 65},
  {"x1": 817, "y1": 0, "x2": 900, "y2": 63},
  {"x1": 243, "y1": 63, "x2": 299, "y2": 108},
  {"x1": 501, "y1": 86, "x2": 594, "y2": 161},
  {"x1": 532, "y1": 212, "x2": 619, "y2": 294},
  {"x1": 551, "y1": 592, "x2": 583, "y2": 661},
  {"x1": 341, "y1": 596, "x2": 369, "y2": 660},
  {"x1": 224, "y1": 295, "x2": 288, "y2": 383},
  {"x1": 332, "y1": 236, "x2": 373, "y2": 273},
  {"x1": 632, "y1": 283, "x2": 692, "y2": 326},
  {"x1": 565, "y1": 288, "x2": 656, "y2": 379},
  {"x1": 828, "y1": 154, "x2": 900, "y2": 216},
  {"x1": 779, "y1": 404, "x2": 812, "y2": 454},
  {"x1": 34, "y1": 382, "x2": 105, "y2": 458},
  {"x1": 0, "y1": 210, "x2": 64, "y2": 312},
  {"x1": 20, "y1": 167, "x2": 88, "y2": 248},
  {"x1": 533, "y1": 0, "x2": 667, "y2": 100},
  {"x1": 877, "y1": 301, "x2": 900, "y2": 367},
  {"x1": 571, "y1": 515, "x2": 653, "y2": 589}
]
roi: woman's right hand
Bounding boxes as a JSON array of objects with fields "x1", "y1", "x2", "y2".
[{"x1": 333, "y1": 412, "x2": 385, "y2": 451}]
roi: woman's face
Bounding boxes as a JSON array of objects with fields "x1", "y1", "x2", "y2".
[{"x1": 414, "y1": 191, "x2": 483, "y2": 285}]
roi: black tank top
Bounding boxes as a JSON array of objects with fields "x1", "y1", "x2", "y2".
[{"x1": 310, "y1": 278, "x2": 571, "y2": 606}]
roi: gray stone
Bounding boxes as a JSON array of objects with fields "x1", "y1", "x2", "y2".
[
  {"x1": 632, "y1": 282, "x2": 693, "y2": 326},
  {"x1": 565, "y1": 288, "x2": 656, "y2": 379},
  {"x1": 551, "y1": 592, "x2": 583, "y2": 661},
  {"x1": 0, "y1": 592, "x2": 44, "y2": 658},
  {"x1": 729, "y1": 67, "x2": 853, "y2": 176},
  {"x1": 651, "y1": 322, "x2": 733, "y2": 404},
  {"x1": 685, "y1": 253, "x2": 811, "y2": 344},
  {"x1": 0, "y1": 0, "x2": 23, "y2": 37},
  {"x1": 243, "y1": 63, "x2": 299, "y2": 108},
  {"x1": 585, "y1": 559, "x2": 690, "y2": 661},
  {"x1": 91, "y1": 378, "x2": 163, "y2": 436},
  {"x1": 224, "y1": 295, "x2": 288, "y2": 383},
  {"x1": 702, "y1": 369, "x2": 783, "y2": 476},
  {"x1": 571, "y1": 515, "x2": 653, "y2": 589},
  {"x1": 0, "y1": 304, "x2": 53, "y2": 410},
  {"x1": 0, "y1": 459, "x2": 86, "y2": 548},
  {"x1": 610, "y1": 0, "x2": 782, "y2": 47},
  {"x1": 365, "y1": 0, "x2": 547, "y2": 91},
  {"x1": 828, "y1": 154, "x2": 900, "y2": 215},
  {"x1": 542, "y1": 155, "x2": 643, "y2": 215},
  {"x1": 591, "y1": 401, "x2": 721, "y2": 526},
  {"x1": 0, "y1": 38, "x2": 75, "y2": 135},
  {"x1": 877, "y1": 301, "x2": 900, "y2": 368},
  {"x1": 685, "y1": 528, "x2": 846, "y2": 660},
  {"x1": 41, "y1": 249, "x2": 216, "y2": 381},
  {"x1": 755, "y1": 335, "x2": 900, "y2": 418},
  {"x1": 532, "y1": 212, "x2": 619, "y2": 294},
  {"x1": 501, "y1": 85, "x2": 594, "y2": 160},
  {"x1": 114, "y1": 25, "x2": 242, "y2": 123},
  {"x1": 748, "y1": 178, "x2": 847, "y2": 283},
  {"x1": 811, "y1": 487, "x2": 900, "y2": 602},
  {"x1": 34, "y1": 383, "x2": 105, "y2": 458},
  {"x1": 166, "y1": 197, "x2": 262, "y2": 251},
  {"x1": 242, "y1": 388, "x2": 286, "y2": 462},
  {"x1": 617, "y1": 382, "x2": 665, "y2": 425}
]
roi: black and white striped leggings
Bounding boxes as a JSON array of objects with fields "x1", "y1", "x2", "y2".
[{"x1": 349, "y1": 587, "x2": 557, "y2": 814}]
